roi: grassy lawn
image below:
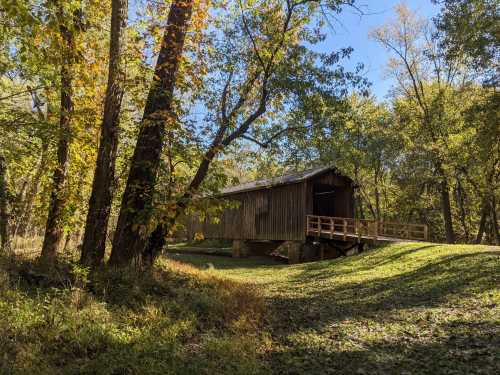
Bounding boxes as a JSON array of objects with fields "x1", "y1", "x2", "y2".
[
  {"x1": 1, "y1": 241, "x2": 498, "y2": 374},
  {"x1": 169, "y1": 242, "x2": 500, "y2": 374}
]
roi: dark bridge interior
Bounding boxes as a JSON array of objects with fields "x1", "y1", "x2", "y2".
[{"x1": 313, "y1": 183, "x2": 352, "y2": 218}]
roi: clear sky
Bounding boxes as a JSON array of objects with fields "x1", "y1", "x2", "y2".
[
  {"x1": 320, "y1": 0, "x2": 439, "y2": 100},
  {"x1": 130, "y1": 0, "x2": 440, "y2": 101}
]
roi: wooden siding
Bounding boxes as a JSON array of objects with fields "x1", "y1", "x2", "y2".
[
  {"x1": 186, "y1": 182, "x2": 307, "y2": 241},
  {"x1": 185, "y1": 169, "x2": 354, "y2": 242}
]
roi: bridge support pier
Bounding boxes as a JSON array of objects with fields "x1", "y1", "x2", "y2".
[
  {"x1": 232, "y1": 240, "x2": 250, "y2": 258},
  {"x1": 287, "y1": 241, "x2": 303, "y2": 264}
]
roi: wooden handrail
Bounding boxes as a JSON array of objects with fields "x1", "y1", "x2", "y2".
[{"x1": 306, "y1": 215, "x2": 428, "y2": 241}]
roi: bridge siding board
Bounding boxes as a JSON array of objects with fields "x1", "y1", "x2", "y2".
[{"x1": 185, "y1": 168, "x2": 354, "y2": 242}]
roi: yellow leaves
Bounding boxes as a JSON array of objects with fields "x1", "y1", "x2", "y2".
[{"x1": 194, "y1": 231, "x2": 205, "y2": 241}]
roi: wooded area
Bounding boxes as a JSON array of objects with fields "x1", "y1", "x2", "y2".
[
  {"x1": 0, "y1": 1, "x2": 499, "y2": 374},
  {"x1": 0, "y1": 0, "x2": 498, "y2": 268}
]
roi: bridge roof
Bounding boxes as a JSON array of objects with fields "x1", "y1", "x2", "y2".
[{"x1": 220, "y1": 165, "x2": 347, "y2": 196}]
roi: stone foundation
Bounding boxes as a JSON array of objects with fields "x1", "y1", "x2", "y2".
[{"x1": 232, "y1": 240, "x2": 250, "y2": 258}]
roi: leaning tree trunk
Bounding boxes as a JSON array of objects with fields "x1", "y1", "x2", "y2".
[
  {"x1": 142, "y1": 130, "x2": 243, "y2": 265},
  {"x1": 80, "y1": 0, "x2": 128, "y2": 268},
  {"x1": 40, "y1": 18, "x2": 74, "y2": 263},
  {"x1": 109, "y1": 0, "x2": 194, "y2": 267},
  {"x1": 0, "y1": 155, "x2": 10, "y2": 252}
]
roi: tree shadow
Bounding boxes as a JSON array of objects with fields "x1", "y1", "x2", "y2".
[
  {"x1": 269, "y1": 252, "x2": 499, "y2": 331},
  {"x1": 267, "y1": 319, "x2": 500, "y2": 374},
  {"x1": 0, "y1": 255, "x2": 269, "y2": 374}
]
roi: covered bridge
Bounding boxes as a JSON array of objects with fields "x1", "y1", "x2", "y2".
[
  {"x1": 186, "y1": 166, "x2": 355, "y2": 243},
  {"x1": 185, "y1": 166, "x2": 357, "y2": 261},
  {"x1": 185, "y1": 165, "x2": 429, "y2": 263}
]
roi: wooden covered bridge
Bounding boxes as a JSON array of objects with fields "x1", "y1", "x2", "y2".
[{"x1": 185, "y1": 166, "x2": 428, "y2": 263}]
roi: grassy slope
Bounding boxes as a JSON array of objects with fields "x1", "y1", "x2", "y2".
[
  {"x1": 170, "y1": 242, "x2": 500, "y2": 374},
  {"x1": 1, "y1": 242, "x2": 498, "y2": 374},
  {"x1": 0, "y1": 252, "x2": 267, "y2": 375}
]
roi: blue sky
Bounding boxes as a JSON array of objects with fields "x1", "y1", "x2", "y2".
[
  {"x1": 320, "y1": 0, "x2": 439, "y2": 100},
  {"x1": 130, "y1": 0, "x2": 440, "y2": 101}
]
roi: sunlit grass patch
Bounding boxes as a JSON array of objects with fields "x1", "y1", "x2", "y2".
[{"x1": 172, "y1": 242, "x2": 500, "y2": 374}]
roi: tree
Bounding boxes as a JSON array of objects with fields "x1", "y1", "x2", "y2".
[
  {"x1": 80, "y1": 0, "x2": 128, "y2": 268},
  {"x1": 40, "y1": 3, "x2": 78, "y2": 263},
  {"x1": 370, "y1": 3, "x2": 468, "y2": 243},
  {"x1": 433, "y1": 0, "x2": 499, "y2": 84},
  {"x1": 141, "y1": 0, "x2": 367, "y2": 264},
  {"x1": 0, "y1": 155, "x2": 10, "y2": 252},
  {"x1": 109, "y1": 0, "x2": 195, "y2": 266}
]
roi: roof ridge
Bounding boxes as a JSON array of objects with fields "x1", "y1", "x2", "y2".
[{"x1": 219, "y1": 165, "x2": 335, "y2": 195}]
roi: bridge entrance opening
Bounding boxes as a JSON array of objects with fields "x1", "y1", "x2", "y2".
[{"x1": 313, "y1": 184, "x2": 352, "y2": 218}]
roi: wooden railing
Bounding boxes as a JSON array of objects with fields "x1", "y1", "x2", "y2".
[{"x1": 306, "y1": 215, "x2": 428, "y2": 242}]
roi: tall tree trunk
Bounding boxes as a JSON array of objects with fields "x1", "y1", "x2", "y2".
[
  {"x1": 455, "y1": 175, "x2": 469, "y2": 242},
  {"x1": 40, "y1": 16, "x2": 74, "y2": 263},
  {"x1": 490, "y1": 197, "x2": 499, "y2": 245},
  {"x1": 440, "y1": 178, "x2": 455, "y2": 243},
  {"x1": 374, "y1": 166, "x2": 381, "y2": 221},
  {"x1": 80, "y1": 0, "x2": 128, "y2": 268},
  {"x1": 16, "y1": 141, "x2": 49, "y2": 238},
  {"x1": 109, "y1": 0, "x2": 194, "y2": 267},
  {"x1": 475, "y1": 196, "x2": 489, "y2": 244},
  {"x1": 436, "y1": 163, "x2": 455, "y2": 243},
  {"x1": 0, "y1": 155, "x2": 10, "y2": 252}
]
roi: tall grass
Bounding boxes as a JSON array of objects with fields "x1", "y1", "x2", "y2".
[{"x1": 0, "y1": 241, "x2": 269, "y2": 374}]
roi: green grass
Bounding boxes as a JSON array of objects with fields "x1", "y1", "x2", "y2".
[
  {"x1": 1, "y1": 242, "x2": 499, "y2": 374},
  {"x1": 169, "y1": 242, "x2": 500, "y2": 374},
  {"x1": 0, "y1": 249, "x2": 268, "y2": 375}
]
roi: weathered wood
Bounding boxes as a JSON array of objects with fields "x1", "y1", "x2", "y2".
[
  {"x1": 306, "y1": 215, "x2": 428, "y2": 242},
  {"x1": 185, "y1": 168, "x2": 355, "y2": 242}
]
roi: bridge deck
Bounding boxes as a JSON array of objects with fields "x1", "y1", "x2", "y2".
[{"x1": 306, "y1": 215, "x2": 428, "y2": 242}]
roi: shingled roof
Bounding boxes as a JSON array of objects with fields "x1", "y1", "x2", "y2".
[{"x1": 220, "y1": 165, "x2": 340, "y2": 195}]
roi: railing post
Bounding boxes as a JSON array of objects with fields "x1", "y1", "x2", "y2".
[
  {"x1": 358, "y1": 221, "x2": 362, "y2": 242},
  {"x1": 343, "y1": 219, "x2": 347, "y2": 241},
  {"x1": 424, "y1": 225, "x2": 428, "y2": 241},
  {"x1": 330, "y1": 217, "x2": 334, "y2": 239}
]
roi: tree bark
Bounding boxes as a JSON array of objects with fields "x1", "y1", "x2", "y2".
[
  {"x1": 490, "y1": 196, "x2": 499, "y2": 245},
  {"x1": 475, "y1": 196, "x2": 489, "y2": 244},
  {"x1": 455, "y1": 175, "x2": 469, "y2": 242},
  {"x1": 435, "y1": 163, "x2": 455, "y2": 244},
  {"x1": 374, "y1": 166, "x2": 381, "y2": 221},
  {"x1": 109, "y1": 0, "x2": 194, "y2": 267},
  {"x1": 0, "y1": 155, "x2": 10, "y2": 252},
  {"x1": 80, "y1": 0, "x2": 128, "y2": 268},
  {"x1": 40, "y1": 15, "x2": 74, "y2": 263},
  {"x1": 440, "y1": 177, "x2": 455, "y2": 243}
]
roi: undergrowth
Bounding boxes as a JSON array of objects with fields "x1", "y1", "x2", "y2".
[{"x1": 0, "y1": 249, "x2": 268, "y2": 375}]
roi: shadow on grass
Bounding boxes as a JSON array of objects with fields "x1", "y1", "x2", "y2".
[
  {"x1": 270, "y1": 251, "x2": 499, "y2": 330},
  {"x1": 262, "y1": 249, "x2": 499, "y2": 373},
  {"x1": 267, "y1": 319, "x2": 500, "y2": 375},
  {"x1": 0, "y1": 255, "x2": 269, "y2": 374}
]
